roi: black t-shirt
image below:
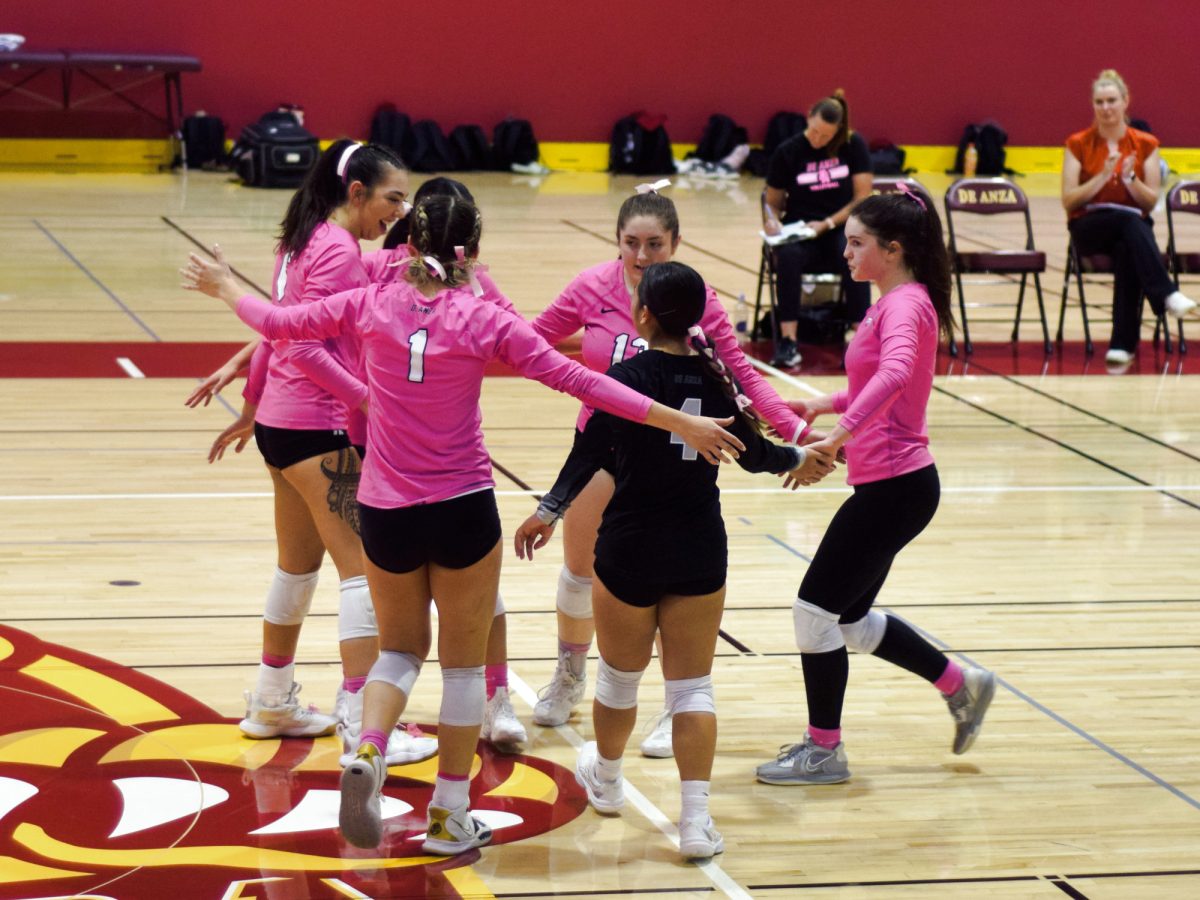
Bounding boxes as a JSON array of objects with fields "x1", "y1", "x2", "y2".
[
  {"x1": 767, "y1": 131, "x2": 871, "y2": 223},
  {"x1": 543, "y1": 350, "x2": 799, "y2": 583}
]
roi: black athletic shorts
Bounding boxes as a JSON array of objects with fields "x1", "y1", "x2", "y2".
[
  {"x1": 254, "y1": 422, "x2": 351, "y2": 470},
  {"x1": 593, "y1": 559, "x2": 725, "y2": 608},
  {"x1": 359, "y1": 489, "x2": 502, "y2": 574}
]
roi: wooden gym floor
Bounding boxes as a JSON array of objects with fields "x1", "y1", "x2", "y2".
[{"x1": 0, "y1": 169, "x2": 1198, "y2": 900}]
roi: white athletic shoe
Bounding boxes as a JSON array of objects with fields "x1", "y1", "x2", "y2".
[
  {"x1": 334, "y1": 685, "x2": 438, "y2": 767},
  {"x1": 482, "y1": 686, "x2": 527, "y2": 751},
  {"x1": 1166, "y1": 291, "x2": 1197, "y2": 319},
  {"x1": 533, "y1": 653, "x2": 587, "y2": 726},
  {"x1": 639, "y1": 709, "x2": 674, "y2": 758},
  {"x1": 1105, "y1": 348, "x2": 1133, "y2": 365},
  {"x1": 575, "y1": 741, "x2": 624, "y2": 814},
  {"x1": 421, "y1": 803, "x2": 493, "y2": 855},
  {"x1": 678, "y1": 815, "x2": 725, "y2": 861},
  {"x1": 339, "y1": 743, "x2": 387, "y2": 848},
  {"x1": 239, "y1": 683, "x2": 338, "y2": 739},
  {"x1": 946, "y1": 665, "x2": 996, "y2": 755}
]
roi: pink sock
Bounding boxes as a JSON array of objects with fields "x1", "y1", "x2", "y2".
[
  {"x1": 808, "y1": 725, "x2": 841, "y2": 749},
  {"x1": 935, "y1": 660, "x2": 964, "y2": 696},
  {"x1": 342, "y1": 675, "x2": 367, "y2": 694},
  {"x1": 559, "y1": 639, "x2": 590, "y2": 655},
  {"x1": 485, "y1": 664, "x2": 507, "y2": 699},
  {"x1": 261, "y1": 653, "x2": 293, "y2": 668},
  {"x1": 360, "y1": 729, "x2": 388, "y2": 755}
]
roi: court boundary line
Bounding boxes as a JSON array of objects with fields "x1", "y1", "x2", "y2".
[
  {"x1": 161, "y1": 215, "x2": 272, "y2": 298},
  {"x1": 32, "y1": 218, "x2": 161, "y2": 341}
]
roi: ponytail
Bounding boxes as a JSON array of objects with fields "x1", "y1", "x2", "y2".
[
  {"x1": 277, "y1": 139, "x2": 405, "y2": 256},
  {"x1": 638, "y1": 261, "x2": 761, "y2": 431},
  {"x1": 850, "y1": 193, "x2": 955, "y2": 340},
  {"x1": 810, "y1": 90, "x2": 850, "y2": 158}
]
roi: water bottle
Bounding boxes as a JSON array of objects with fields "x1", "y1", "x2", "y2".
[
  {"x1": 734, "y1": 292, "x2": 749, "y2": 339},
  {"x1": 964, "y1": 143, "x2": 978, "y2": 178}
]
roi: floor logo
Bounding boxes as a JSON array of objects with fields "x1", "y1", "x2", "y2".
[{"x1": 0, "y1": 625, "x2": 584, "y2": 899}]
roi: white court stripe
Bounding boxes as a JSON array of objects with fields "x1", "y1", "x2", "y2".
[
  {"x1": 116, "y1": 357, "x2": 145, "y2": 378},
  {"x1": 506, "y1": 671, "x2": 755, "y2": 900},
  {"x1": 745, "y1": 355, "x2": 824, "y2": 396},
  {"x1": 2, "y1": 485, "x2": 1199, "y2": 502}
]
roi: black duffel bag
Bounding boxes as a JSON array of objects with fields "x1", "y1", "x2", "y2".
[{"x1": 231, "y1": 108, "x2": 319, "y2": 188}]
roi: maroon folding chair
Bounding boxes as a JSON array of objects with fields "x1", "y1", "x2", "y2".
[
  {"x1": 872, "y1": 175, "x2": 933, "y2": 206},
  {"x1": 1160, "y1": 179, "x2": 1197, "y2": 353},
  {"x1": 944, "y1": 178, "x2": 1050, "y2": 356}
]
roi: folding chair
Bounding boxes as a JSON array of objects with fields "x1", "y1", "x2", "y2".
[
  {"x1": 944, "y1": 177, "x2": 1051, "y2": 356},
  {"x1": 872, "y1": 175, "x2": 933, "y2": 205},
  {"x1": 1160, "y1": 178, "x2": 1198, "y2": 353},
  {"x1": 1058, "y1": 236, "x2": 1177, "y2": 356}
]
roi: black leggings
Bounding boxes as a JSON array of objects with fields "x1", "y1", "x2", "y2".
[
  {"x1": 773, "y1": 228, "x2": 871, "y2": 325},
  {"x1": 1068, "y1": 210, "x2": 1174, "y2": 352}
]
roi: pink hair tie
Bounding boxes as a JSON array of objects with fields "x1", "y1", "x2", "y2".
[
  {"x1": 455, "y1": 245, "x2": 485, "y2": 297},
  {"x1": 896, "y1": 181, "x2": 927, "y2": 211},
  {"x1": 735, "y1": 393, "x2": 753, "y2": 411},
  {"x1": 336, "y1": 143, "x2": 361, "y2": 181},
  {"x1": 423, "y1": 256, "x2": 447, "y2": 280},
  {"x1": 687, "y1": 325, "x2": 704, "y2": 339},
  {"x1": 635, "y1": 178, "x2": 671, "y2": 194}
]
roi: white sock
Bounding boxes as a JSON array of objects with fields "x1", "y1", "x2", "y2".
[
  {"x1": 431, "y1": 775, "x2": 470, "y2": 811},
  {"x1": 595, "y1": 752, "x2": 623, "y2": 782},
  {"x1": 256, "y1": 661, "x2": 294, "y2": 699},
  {"x1": 680, "y1": 779, "x2": 710, "y2": 822}
]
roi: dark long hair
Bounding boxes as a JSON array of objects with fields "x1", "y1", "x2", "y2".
[
  {"x1": 810, "y1": 90, "x2": 850, "y2": 158},
  {"x1": 638, "y1": 261, "x2": 759, "y2": 430},
  {"x1": 404, "y1": 194, "x2": 483, "y2": 289},
  {"x1": 850, "y1": 193, "x2": 955, "y2": 339},
  {"x1": 383, "y1": 176, "x2": 475, "y2": 250},
  {"x1": 615, "y1": 190, "x2": 680, "y2": 242},
  {"x1": 277, "y1": 139, "x2": 405, "y2": 256}
]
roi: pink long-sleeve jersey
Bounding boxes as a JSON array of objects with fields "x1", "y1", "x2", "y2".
[
  {"x1": 246, "y1": 222, "x2": 368, "y2": 433},
  {"x1": 533, "y1": 259, "x2": 806, "y2": 442},
  {"x1": 236, "y1": 280, "x2": 654, "y2": 508},
  {"x1": 831, "y1": 282, "x2": 938, "y2": 485}
]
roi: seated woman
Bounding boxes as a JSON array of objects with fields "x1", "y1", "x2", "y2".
[
  {"x1": 1061, "y1": 68, "x2": 1195, "y2": 365},
  {"x1": 763, "y1": 90, "x2": 873, "y2": 369}
]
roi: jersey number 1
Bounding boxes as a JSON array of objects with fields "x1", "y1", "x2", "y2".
[
  {"x1": 670, "y1": 397, "x2": 702, "y2": 460},
  {"x1": 408, "y1": 329, "x2": 428, "y2": 383}
]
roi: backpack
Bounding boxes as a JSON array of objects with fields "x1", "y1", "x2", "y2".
[
  {"x1": 230, "y1": 108, "x2": 318, "y2": 188},
  {"x1": 180, "y1": 113, "x2": 226, "y2": 170},
  {"x1": 952, "y1": 122, "x2": 1010, "y2": 175},
  {"x1": 369, "y1": 105, "x2": 412, "y2": 162},
  {"x1": 492, "y1": 118, "x2": 539, "y2": 169},
  {"x1": 764, "y1": 111, "x2": 807, "y2": 159},
  {"x1": 448, "y1": 124, "x2": 492, "y2": 170},
  {"x1": 609, "y1": 112, "x2": 675, "y2": 175},
  {"x1": 407, "y1": 119, "x2": 456, "y2": 172},
  {"x1": 691, "y1": 114, "x2": 747, "y2": 163},
  {"x1": 869, "y1": 139, "x2": 908, "y2": 175}
]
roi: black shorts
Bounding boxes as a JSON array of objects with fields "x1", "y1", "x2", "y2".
[
  {"x1": 254, "y1": 422, "x2": 351, "y2": 470},
  {"x1": 359, "y1": 489, "x2": 502, "y2": 574},
  {"x1": 593, "y1": 559, "x2": 725, "y2": 608}
]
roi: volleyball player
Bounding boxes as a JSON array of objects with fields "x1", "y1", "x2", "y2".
[
  {"x1": 184, "y1": 140, "x2": 435, "y2": 767},
  {"x1": 754, "y1": 189, "x2": 995, "y2": 786},
  {"x1": 529, "y1": 183, "x2": 814, "y2": 758},
  {"x1": 182, "y1": 194, "x2": 746, "y2": 855},
  {"x1": 514, "y1": 261, "x2": 830, "y2": 860}
]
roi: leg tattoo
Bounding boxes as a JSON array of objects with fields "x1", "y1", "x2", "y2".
[{"x1": 321, "y1": 448, "x2": 362, "y2": 536}]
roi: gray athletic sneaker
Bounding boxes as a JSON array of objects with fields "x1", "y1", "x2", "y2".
[
  {"x1": 755, "y1": 734, "x2": 851, "y2": 785},
  {"x1": 339, "y1": 743, "x2": 387, "y2": 848},
  {"x1": 533, "y1": 652, "x2": 586, "y2": 726},
  {"x1": 239, "y1": 682, "x2": 338, "y2": 739},
  {"x1": 946, "y1": 665, "x2": 996, "y2": 754}
]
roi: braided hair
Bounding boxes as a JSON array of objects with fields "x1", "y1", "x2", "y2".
[
  {"x1": 637, "y1": 262, "x2": 761, "y2": 431},
  {"x1": 404, "y1": 194, "x2": 483, "y2": 289}
]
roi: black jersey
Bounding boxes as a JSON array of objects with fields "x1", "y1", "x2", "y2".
[{"x1": 541, "y1": 350, "x2": 800, "y2": 585}]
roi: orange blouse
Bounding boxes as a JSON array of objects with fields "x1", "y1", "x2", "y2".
[{"x1": 1065, "y1": 124, "x2": 1159, "y2": 219}]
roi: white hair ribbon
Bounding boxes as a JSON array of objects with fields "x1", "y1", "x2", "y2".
[
  {"x1": 635, "y1": 178, "x2": 671, "y2": 194},
  {"x1": 402, "y1": 200, "x2": 413, "y2": 215},
  {"x1": 336, "y1": 143, "x2": 361, "y2": 180},
  {"x1": 423, "y1": 256, "x2": 447, "y2": 280},
  {"x1": 687, "y1": 325, "x2": 704, "y2": 339},
  {"x1": 455, "y1": 246, "x2": 485, "y2": 297},
  {"x1": 735, "y1": 393, "x2": 753, "y2": 411}
]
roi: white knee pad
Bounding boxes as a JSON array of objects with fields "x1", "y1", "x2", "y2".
[
  {"x1": 840, "y1": 609, "x2": 887, "y2": 654},
  {"x1": 440, "y1": 666, "x2": 486, "y2": 726},
  {"x1": 793, "y1": 598, "x2": 845, "y2": 654},
  {"x1": 665, "y1": 675, "x2": 715, "y2": 716},
  {"x1": 337, "y1": 575, "x2": 378, "y2": 641},
  {"x1": 263, "y1": 567, "x2": 319, "y2": 626},
  {"x1": 556, "y1": 567, "x2": 593, "y2": 619},
  {"x1": 366, "y1": 650, "x2": 422, "y2": 698},
  {"x1": 594, "y1": 658, "x2": 644, "y2": 710},
  {"x1": 494, "y1": 591, "x2": 505, "y2": 617}
]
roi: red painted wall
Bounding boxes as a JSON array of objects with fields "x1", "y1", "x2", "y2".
[{"x1": 7, "y1": 0, "x2": 1199, "y2": 145}]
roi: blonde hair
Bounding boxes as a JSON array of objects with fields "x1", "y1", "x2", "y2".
[
  {"x1": 403, "y1": 195, "x2": 483, "y2": 289},
  {"x1": 1092, "y1": 68, "x2": 1129, "y2": 101}
]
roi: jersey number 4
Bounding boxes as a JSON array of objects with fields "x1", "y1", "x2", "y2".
[{"x1": 670, "y1": 397, "x2": 702, "y2": 460}]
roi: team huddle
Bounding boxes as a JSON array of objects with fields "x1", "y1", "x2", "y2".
[{"x1": 179, "y1": 127, "x2": 995, "y2": 863}]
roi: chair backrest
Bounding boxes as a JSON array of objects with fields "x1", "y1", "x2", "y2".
[
  {"x1": 1168, "y1": 179, "x2": 1200, "y2": 214},
  {"x1": 871, "y1": 176, "x2": 933, "y2": 205},
  {"x1": 944, "y1": 177, "x2": 1029, "y2": 214}
]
